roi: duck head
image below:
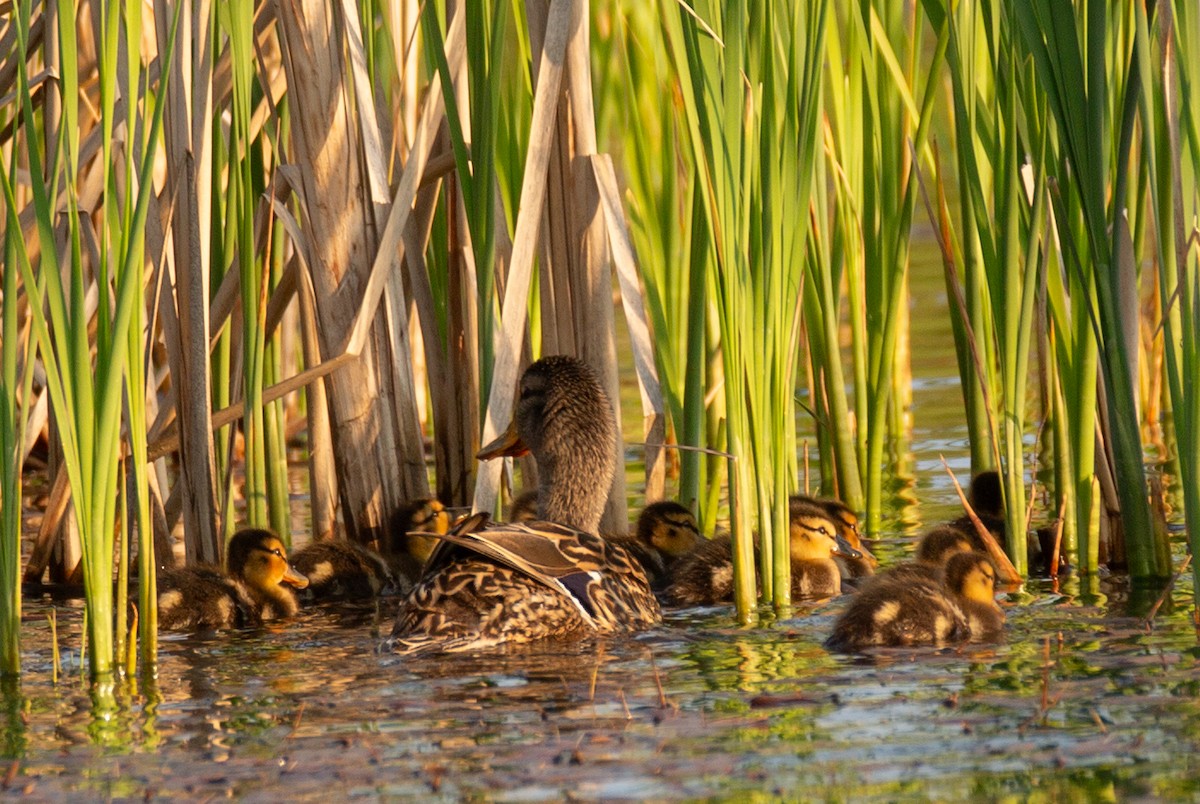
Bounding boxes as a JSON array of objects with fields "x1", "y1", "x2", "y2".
[
  {"x1": 637, "y1": 501, "x2": 702, "y2": 558},
  {"x1": 403, "y1": 498, "x2": 451, "y2": 564},
  {"x1": 788, "y1": 501, "x2": 861, "y2": 563},
  {"x1": 228, "y1": 528, "x2": 310, "y2": 594},
  {"x1": 945, "y1": 552, "x2": 1003, "y2": 612},
  {"x1": 478, "y1": 356, "x2": 617, "y2": 533},
  {"x1": 916, "y1": 525, "x2": 975, "y2": 565}
]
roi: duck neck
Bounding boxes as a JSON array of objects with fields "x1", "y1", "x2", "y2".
[{"x1": 535, "y1": 452, "x2": 610, "y2": 534}]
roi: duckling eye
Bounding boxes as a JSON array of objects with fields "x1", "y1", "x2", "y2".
[{"x1": 272, "y1": 548, "x2": 284, "y2": 558}]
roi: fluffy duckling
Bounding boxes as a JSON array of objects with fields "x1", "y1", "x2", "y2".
[
  {"x1": 865, "y1": 525, "x2": 976, "y2": 587},
  {"x1": 792, "y1": 495, "x2": 877, "y2": 581},
  {"x1": 609, "y1": 501, "x2": 703, "y2": 589},
  {"x1": 391, "y1": 356, "x2": 660, "y2": 654},
  {"x1": 289, "y1": 538, "x2": 396, "y2": 600},
  {"x1": 158, "y1": 528, "x2": 310, "y2": 630},
  {"x1": 825, "y1": 551, "x2": 1004, "y2": 651},
  {"x1": 386, "y1": 498, "x2": 452, "y2": 585},
  {"x1": 661, "y1": 501, "x2": 856, "y2": 606}
]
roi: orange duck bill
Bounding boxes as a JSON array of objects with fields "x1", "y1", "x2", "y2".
[{"x1": 477, "y1": 418, "x2": 530, "y2": 460}]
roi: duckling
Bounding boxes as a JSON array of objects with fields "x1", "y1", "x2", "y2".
[
  {"x1": 387, "y1": 498, "x2": 452, "y2": 584},
  {"x1": 608, "y1": 501, "x2": 703, "y2": 589},
  {"x1": 289, "y1": 538, "x2": 397, "y2": 600},
  {"x1": 791, "y1": 495, "x2": 877, "y2": 581},
  {"x1": 825, "y1": 551, "x2": 1004, "y2": 651},
  {"x1": 949, "y1": 470, "x2": 1067, "y2": 575},
  {"x1": 508, "y1": 490, "x2": 539, "y2": 523},
  {"x1": 157, "y1": 528, "x2": 310, "y2": 630},
  {"x1": 944, "y1": 551, "x2": 1006, "y2": 639},
  {"x1": 661, "y1": 501, "x2": 857, "y2": 606},
  {"x1": 391, "y1": 355, "x2": 660, "y2": 654},
  {"x1": 865, "y1": 525, "x2": 976, "y2": 587}
]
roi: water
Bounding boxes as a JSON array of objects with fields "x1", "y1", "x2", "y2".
[
  {"x1": 8, "y1": 260, "x2": 1199, "y2": 799},
  {"x1": 7, "y1": 585, "x2": 1199, "y2": 800}
]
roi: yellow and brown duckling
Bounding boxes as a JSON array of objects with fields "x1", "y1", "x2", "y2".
[
  {"x1": 864, "y1": 524, "x2": 976, "y2": 587},
  {"x1": 791, "y1": 495, "x2": 876, "y2": 582},
  {"x1": 609, "y1": 501, "x2": 703, "y2": 590},
  {"x1": 386, "y1": 498, "x2": 453, "y2": 585},
  {"x1": 661, "y1": 500, "x2": 858, "y2": 606},
  {"x1": 825, "y1": 551, "x2": 1005, "y2": 651},
  {"x1": 158, "y1": 528, "x2": 309, "y2": 631},
  {"x1": 391, "y1": 355, "x2": 661, "y2": 654}
]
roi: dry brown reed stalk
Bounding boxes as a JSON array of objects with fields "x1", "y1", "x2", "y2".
[
  {"x1": 940, "y1": 456, "x2": 1022, "y2": 585},
  {"x1": 277, "y1": 0, "x2": 432, "y2": 545}
]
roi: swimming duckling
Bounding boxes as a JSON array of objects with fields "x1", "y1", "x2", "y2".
[
  {"x1": 158, "y1": 528, "x2": 310, "y2": 630},
  {"x1": 825, "y1": 551, "x2": 1004, "y2": 651},
  {"x1": 289, "y1": 538, "x2": 397, "y2": 600},
  {"x1": 609, "y1": 501, "x2": 703, "y2": 589},
  {"x1": 865, "y1": 525, "x2": 976, "y2": 587},
  {"x1": 661, "y1": 501, "x2": 856, "y2": 606},
  {"x1": 391, "y1": 356, "x2": 660, "y2": 654},
  {"x1": 386, "y1": 498, "x2": 452, "y2": 585},
  {"x1": 792, "y1": 495, "x2": 877, "y2": 581}
]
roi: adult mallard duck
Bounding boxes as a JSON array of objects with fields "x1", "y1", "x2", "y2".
[
  {"x1": 158, "y1": 528, "x2": 309, "y2": 630},
  {"x1": 791, "y1": 495, "x2": 877, "y2": 582},
  {"x1": 661, "y1": 500, "x2": 859, "y2": 606},
  {"x1": 825, "y1": 551, "x2": 1005, "y2": 651},
  {"x1": 391, "y1": 355, "x2": 660, "y2": 654}
]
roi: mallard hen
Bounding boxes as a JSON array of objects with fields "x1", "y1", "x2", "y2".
[{"x1": 390, "y1": 355, "x2": 660, "y2": 653}]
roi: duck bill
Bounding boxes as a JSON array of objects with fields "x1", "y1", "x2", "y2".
[
  {"x1": 832, "y1": 535, "x2": 863, "y2": 560},
  {"x1": 477, "y1": 419, "x2": 529, "y2": 460},
  {"x1": 282, "y1": 565, "x2": 310, "y2": 589}
]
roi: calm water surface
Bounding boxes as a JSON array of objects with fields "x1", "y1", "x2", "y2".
[{"x1": 7, "y1": 261, "x2": 1199, "y2": 800}]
